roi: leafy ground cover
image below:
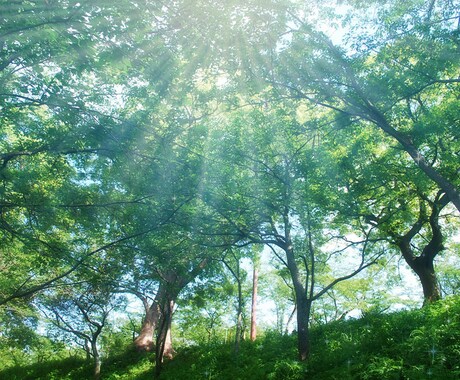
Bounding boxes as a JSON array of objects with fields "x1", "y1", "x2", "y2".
[{"x1": 2, "y1": 296, "x2": 459, "y2": 379}]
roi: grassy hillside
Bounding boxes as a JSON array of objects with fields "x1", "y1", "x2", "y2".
[{"x1": 2, "y1": 295, "x2": 459, "y2": 379}]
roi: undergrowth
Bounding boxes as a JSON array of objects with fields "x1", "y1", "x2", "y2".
[{"x1": 1, "y1": 295, "x2": 459, "y2": 379}]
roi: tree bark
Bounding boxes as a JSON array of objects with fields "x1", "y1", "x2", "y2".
[
  {"x1": 162, "y1": 299, "x2": 175, "y2": 360},
  {"x1": 295, "y1": 295, "x2": 311, "y2": 361},
  {"x1": 134, "y1": 294, "x2": 161, "y2": 351},
  {"x1": 222, "y1": 253, "x2": 245, "y2": 353},
  {"x1": 155, "y1": 292, "x2": 176, "y2": 378},
  {"x1": 395, "y1": 193, "x2": 447, "y2": 304},
  {"x1": 91, "y1": 341, "x2": 101, "y2": 380},
  {"x1": 234, "y1": 258, "x2": 243, "y2": 354},
  {"x1": 397, "y1": 239, "x2": 442, "y2": 304},
  {"x1": 414, "y1": 258, "x2": 441, "y2": 304},
  {"x1": 153, "y1": 260, "x2": 209, "y2": 377},
  {"x1": 285, "y1": 244, "x2": 311, "y2": 361},
  {"x1": 285, "y1": 304, "x2": 296, "y2": 335},
  {"x1": 250, "y1": 264, "x2": 258, "y2": 341}
]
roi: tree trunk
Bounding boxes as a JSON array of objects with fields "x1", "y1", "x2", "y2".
[
  {"x1": 412, "y1": 257, "x2": 441, "y2": 304},
  {"x1": 234, "y1": 263, "x2": 243, "y2": 354},
  {"x1": 155, "y1": 294, "x2": 176, "y2": 378},
  {"x1": 85, "y1": 339, "x2": 91, "y2": 361},
  {"x1": 152, "y1": 260, "x2": 208, "y2": 378},
  {"x1": 163, "y1": 300, "x2": 175, "y2": 360},
  {"x1": 395, "y1": 194, "x2": 446, "y2": 305},
  {"x1": 222, "y1": 254, "x2": 244, "y2": 353},
  {"x1": 276, "y1": 306, "x2": 285, "y2": 334},
  {"x1": 295, "y1": 293, "x2": 311, "y2": 361},
  {"x1": 250, "y1": 264, "x2": 258, "y2": 341},
  {"x1": 397, "y1": 239, "x2": 442, "y2": 305},
  {"x1": 285, "y1": 244, "x2": 311, "y2": 361},
  {"x1": 285, "y1": 304, "x2": 296, "y2": 335},
  {"x1": 91, "y1": 341, "x2": 101, "y2": 380},
  {"x1": 134, "y1": 294, "x2": 161, "y2": 351}
]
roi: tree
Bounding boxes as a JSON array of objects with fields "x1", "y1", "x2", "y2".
[
  {"x1": 221, "y1": 249, "x2": 250, "y2": 353},
  {"x1": 250, "y1": 250, "x2": 260, "y2": 341},
  {"x1": 107, "y1": 220, "x2": 216, "y2": 376},
  {"x1": 0, "y1": 0, "x2": 174, "y2": 308},
  {"x1": 323, "y1": 118, "x2": 456, "y2": 303},
  {"x1": 260, "y1": 264, "x2": 297, "y2": 334},
  {"x1": 269, "y1": 1, "x2": 460, "y2": 212},
  {"x1": 201, "y1": 103, "x2": 385, "y2": 360},
  {"x1": 40, "y1": 279, "x2": 126, "y2": 380},
  {"x1": 2, "y1": 0, "x2": 459, "y2": 373},
  {"x1": 175, "y1": 272, "x2": 237, "y2": 345},
  {"x1": 377, "y1": 191, "x2": 449, "y2": 304}
]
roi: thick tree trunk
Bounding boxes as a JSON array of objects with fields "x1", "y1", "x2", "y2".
[
  {"x1": 155, "y1": 295, "x2": 176, "y2": 378},
  {"x1": 250, "y1": 264, "x2": 258, "y2": 341},
  {"x1": 395, "y1": 194, "x2": 446, "y2": 305},
  {"x1": 399, "y1": 239, "x2": 442, "y2": 305},
  {"x1": 295, "y1": 293, "x2": 311, "y2": 361},
  {"x1": 162, "y1": 300, "x2": 175, "y2": 360},
  {"x1": 91, "y1": 342, "x2": 101, "y2": 380},
  {"x1": 134, "y1": 294, "x2": 161, "y2": 351},
  {"x1": 412, "y1": 257, "x2": 441, "y2": 304},
  {"x1": 152, "y1": 260, "x2": 208, "y2": 378}
]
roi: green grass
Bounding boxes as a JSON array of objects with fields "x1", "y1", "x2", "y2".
[{"x1": 2, "y1": 295, "x2": 460, "y2": 379}]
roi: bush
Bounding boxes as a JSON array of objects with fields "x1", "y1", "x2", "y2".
[
  {"x1": 268, "y1": 360, "x2": 306, "y2": 380},
  {"x1": 361, "y1": 357, "x2": 403, "y2": 379},
  {"x1": 4, "y1": 296, "x2": 460, "y2": 380}
]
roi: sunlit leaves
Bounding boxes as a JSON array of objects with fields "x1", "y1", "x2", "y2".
[{"x1": 0, "y1": 0, "x2": 459, "y2": 372}]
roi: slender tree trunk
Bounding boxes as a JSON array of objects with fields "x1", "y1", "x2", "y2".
[
  {"x1": 85, "y1": 339, "x2": 91, "y2": 361},
  {"x1": 285, "y1": 304, "x2": 296, "y2": 335},
  {"x1": 250, "y1": 264, "x2": 258, "y2": 341},
  {"x1": 222, "y1": 254, "x2": 244, "y2": 353},
  {"x1": 276, "y1": 305, "x2": 285, "y2": 334},
  {"x1": 285, "y1": 244, "x2": 311, "y2": 361},
  {"x1": 235, "y1": 260, "x2": 243, "y2": 354}
]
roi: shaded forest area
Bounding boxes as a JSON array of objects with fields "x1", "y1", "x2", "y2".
[{"x1": 0, "y1": 0, "x2": 459, "y2": 378}]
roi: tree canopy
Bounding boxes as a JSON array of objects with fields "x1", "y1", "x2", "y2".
[{"x1": 0, "y1": 0, "x2": 459, "y2": 377}]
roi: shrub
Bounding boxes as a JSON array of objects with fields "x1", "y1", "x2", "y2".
[{"x1": 268, "y1": 360, "x2": 306, "y2": 380}]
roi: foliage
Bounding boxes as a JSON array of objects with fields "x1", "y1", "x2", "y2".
[
  {"x1": 3, "y1": 296, "x2": 460, "y2": 379},
  {"x1": 1, "y1": 0, "x2": 459, "y2": 377}
]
